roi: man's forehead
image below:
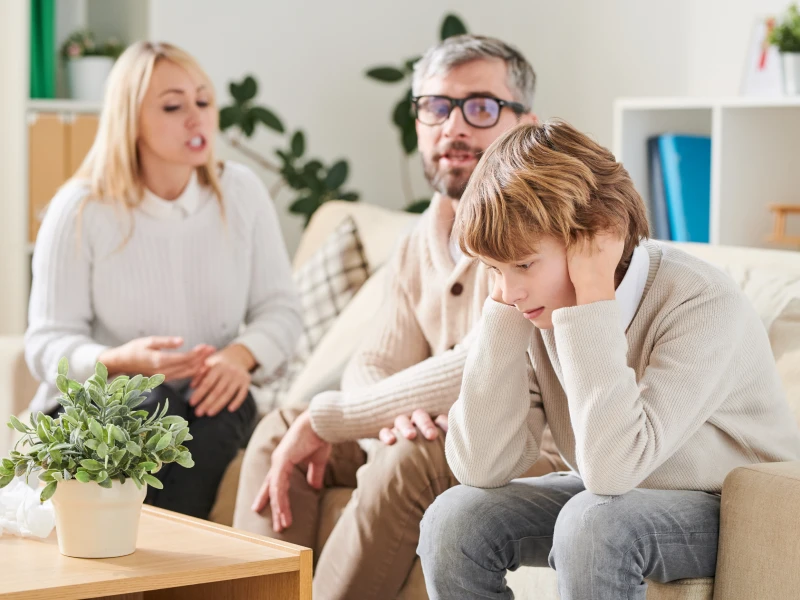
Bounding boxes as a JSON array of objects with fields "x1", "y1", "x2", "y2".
[{"x1": 417, "y1": 58, "x2": 512, "y2": 98}]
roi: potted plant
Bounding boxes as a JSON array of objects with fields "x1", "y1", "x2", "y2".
[
  {"x1": 60, "y1": 30, "x2": 124, "y2": 102},
  {"x1": 0, "y1": 358, "x2": 193, "y2": 558},
  {"x1": 769, "y1": 3, "x2": 800, "y2": 94}
]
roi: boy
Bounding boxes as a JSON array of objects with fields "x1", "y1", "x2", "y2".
[{"x1": 417, "y1": 120, "x2": 800, "y2": 599}]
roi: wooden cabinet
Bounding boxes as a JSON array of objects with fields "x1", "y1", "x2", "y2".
[{"x1": 27, "y1": 111, "x2": 99, "y2": 243}]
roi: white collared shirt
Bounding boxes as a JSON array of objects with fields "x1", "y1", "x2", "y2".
[
  {"x1": 615, "y1": 244, "x2": 650, "y2": 331},
  {"x1": 138, "y1": 171, "x2": 212, "y2": 220}
]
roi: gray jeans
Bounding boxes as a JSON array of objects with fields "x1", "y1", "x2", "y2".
[{"x1": 417, "y1": 472, "x2": 720, "y2": 599}]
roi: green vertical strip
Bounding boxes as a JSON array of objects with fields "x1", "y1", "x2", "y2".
[{"x1": 30, "y1": 0, "x2": 56, "y2": 99}]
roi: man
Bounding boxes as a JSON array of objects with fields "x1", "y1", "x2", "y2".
[{"x1": 233, "y1": 34, "x2": 563, "y2": 599}]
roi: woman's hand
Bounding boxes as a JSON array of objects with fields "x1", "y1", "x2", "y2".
[
  {"x1": 188, "y1": 344, "x2": 255, "y2": 417},
  {"x1": 99, "y1": 336, "x2": 215, "y2": 381}
]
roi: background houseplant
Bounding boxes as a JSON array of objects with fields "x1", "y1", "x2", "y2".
[
  {"x1": 365, "y1": 14, "x2": 468, "y2": 213},
  {"x1": 769, "y1": 3, "x2": 800, "y2": 94},
  {"x1": 219, "y1": 77, "x2": 359, "y2": 227},
  {"x1": 60, "y1": 30, "x2": 123, "y2": 102},
  {"x1": 0, "y1": 358, "x2": 193, "y2": 558}
]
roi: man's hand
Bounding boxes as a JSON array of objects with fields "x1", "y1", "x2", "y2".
[
  {"x1": 251, "y1": 410, "x2": 331, "y2": 533},
  {"x1": 379, "y1": 409, "x2": 449, "y2": 445},
  {"x1": 567, "y1": 233, "x2": 625, "y2": 306}
]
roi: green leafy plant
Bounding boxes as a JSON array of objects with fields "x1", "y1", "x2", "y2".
[
  {"x1": 0, "y1": 358, "x2": 193, "y2": 502},
  {"x1": 61, "y1": 30, "x2": 124, "y2": 60},
  {"x1": 769, "y1": 4, "x2": 800, "y2": 52},
  {"x1": 366, "y1": 14, "x2": 468, "y2": 212},
  {"x1": 219, "y1": 76, "x2": 359, "y2": 226}
]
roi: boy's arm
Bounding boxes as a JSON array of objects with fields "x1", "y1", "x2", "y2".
[
  {"x1": 446, "y1": 298, "x2": 547, "y2": 488},
  {"x1": 554, "y1": 287, "x2": 746, "y2": 496}
]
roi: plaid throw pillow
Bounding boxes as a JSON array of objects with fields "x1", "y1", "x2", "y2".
[{"x1": 261, "y1": 216, "x2": 370, "y2": 409}]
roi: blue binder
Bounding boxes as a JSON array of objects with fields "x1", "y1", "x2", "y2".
[
  {"x1": 657, "y1": 134, "x2": 711, "y2": 243},
  {"x1": 646, "y1": 136, "x2": 671, "y2": 240}
]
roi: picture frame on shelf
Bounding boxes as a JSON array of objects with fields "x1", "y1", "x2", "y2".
[{"x1": 740, "y1": 17, "x2": 784, "y2": 97}]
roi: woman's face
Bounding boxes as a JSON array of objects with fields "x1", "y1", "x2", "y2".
[
  {"x1": 138, "y1": 60, "x2": 215, "y2": 169},
  {"x1": 481, "y1": 235, "x2": 577, "y2": 330}
]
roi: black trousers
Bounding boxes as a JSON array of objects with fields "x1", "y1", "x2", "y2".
[
  {"x1": 140, "y1": 383, "x2": 257, "y2": 519},
  {"x1": 51, "y1": 382, "x2": 257, "y2": 520}
]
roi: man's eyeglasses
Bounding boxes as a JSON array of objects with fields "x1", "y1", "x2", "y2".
[{"x1": 411, "y1": 95, "x2": 527, "y2": 129}]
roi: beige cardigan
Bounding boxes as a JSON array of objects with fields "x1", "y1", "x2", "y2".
[
  {"x1": 447, "y1": 241, "x2": 800, "y2": 493},
  {"x1": 308, "y1": 194, "x2": 491, "y2": 443}
]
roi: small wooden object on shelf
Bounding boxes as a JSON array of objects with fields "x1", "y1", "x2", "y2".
[{"x1": 768, "y1": 204, "x2": 800, "y2": 246}]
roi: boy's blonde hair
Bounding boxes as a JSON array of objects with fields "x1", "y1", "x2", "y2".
[
  {"x1": 74, "y1": 41, "x2": 223, "y2": 212},
  {"x1": 455, "y1": 120, "x2": 649, "y2": 273}
]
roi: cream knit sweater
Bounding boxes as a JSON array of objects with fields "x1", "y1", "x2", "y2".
[
  {"x1": 447, "y1": 241, "x2": 800, "y2": 494},
  {"x1": 308, "y1": 195, "x2": 492, "y2": 442},
  {"x1": 26, "y1": 162, "x2": 302, "y2": 414}
]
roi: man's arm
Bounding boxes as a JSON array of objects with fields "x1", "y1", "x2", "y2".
[
  {"x1": 309, "y1": 231, "x2": 479, "y2": 443},
  {"x1": 446, "y1": 298, "x2": 547, "y2": 488}
]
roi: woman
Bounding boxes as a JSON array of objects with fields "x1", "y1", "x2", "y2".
[
  {"x1": 416, "y1": 120, "x2": 800, "y2": 599},
  {"x1": 25, "y1": 41, "x2": 303, "y2": 519}
]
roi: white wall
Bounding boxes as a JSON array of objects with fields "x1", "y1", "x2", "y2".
[
  {"x1": 0, "y1": 0, "x2": 29, "y2": 334},
  {"x1": 150, "y1": 0, "x2": 791, "y2": 254}
]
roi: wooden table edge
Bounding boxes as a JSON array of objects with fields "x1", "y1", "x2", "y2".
[{"x1": 0, "y1": 507, "x2": 313, "y2": 600}]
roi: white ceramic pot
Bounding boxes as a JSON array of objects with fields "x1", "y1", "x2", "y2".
[
  {"x1": 782, "y1": 52, "x2": 800, "y2": 95},
  {"x1": 50, "y1": 479, "x2": 147, "y2": 558},
  {"x1": 66, "y1": 56, "x2": 114, "y2": 102}
]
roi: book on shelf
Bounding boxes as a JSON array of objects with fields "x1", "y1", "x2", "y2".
[{"x1": 646, "y1": 134, "x2": 711, "y2": 243}]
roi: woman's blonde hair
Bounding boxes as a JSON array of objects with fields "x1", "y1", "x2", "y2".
[
  {"x1": 73, "y1": 41, "x2": 223, "y2": 213},
  {"x1": 454, "y1": 119, "x2": 649, "y2": 274}
]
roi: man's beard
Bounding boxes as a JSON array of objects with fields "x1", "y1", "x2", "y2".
[{"x1": 422, "y1": 141, "x2": 482, "y2": 201}]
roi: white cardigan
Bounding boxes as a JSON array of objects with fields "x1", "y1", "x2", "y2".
[{"x1": 25, "y1": 161, "x2": 302, "y2": 414}]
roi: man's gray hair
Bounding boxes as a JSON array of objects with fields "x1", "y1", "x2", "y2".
[{"x1": 411, "y1": 34, "x2": 536, "y2": 110}]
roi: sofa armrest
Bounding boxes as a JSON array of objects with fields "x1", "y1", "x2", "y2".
[{"x1": 713, "y1": 461, "x2": 800, "y2": 600}]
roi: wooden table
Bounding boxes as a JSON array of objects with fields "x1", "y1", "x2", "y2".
[{"x1": 0, "y1": 506, "x2": 312, "y2": 600}]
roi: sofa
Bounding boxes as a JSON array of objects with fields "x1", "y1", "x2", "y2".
[{"x1": 2, "y1": 200, "x2": 800, "y2": 599}]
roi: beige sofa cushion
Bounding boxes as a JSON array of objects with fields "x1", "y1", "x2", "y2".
[{"x1": 281, "y1": 266, "x2": 389, "y2": 408}]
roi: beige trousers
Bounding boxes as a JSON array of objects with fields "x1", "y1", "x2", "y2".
[{"x1": 233, "y1": 408, "x2": 564, "y2": 600}]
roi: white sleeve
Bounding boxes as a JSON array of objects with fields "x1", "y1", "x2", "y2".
[{"x1": 25, "y1": 184, "x2": 109, "y2": 385}]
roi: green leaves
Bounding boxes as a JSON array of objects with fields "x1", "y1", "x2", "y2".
[
  {"x1": 406, "y1": 199, "x2": 432, "y2": 214},
  {"x1": 218, "y1": 75, "x2": 358, "y2": 228},
  {"x1": 1, "y1": 358, "x2": 194, "y2": 495},
  {"x1": 95, "y1": 362, "x2": 108, "y2": 384},
  {"x1": 229, "y1": 75, "x2": 257, "y2": 103},
  {"x1": 365, "y1": 66, "x2": 406, "y2": 82},
  {"x1": 154, "y1": 433, "x2": 172, "y2": 453},
  {"x1": 291, "y1": 131, "x2": 305, "y2": 157},
  {"x1": 88, "y1": 419, "x2": 104, "y2": 441},
  {"x1": 250, "y1": 107, "x2": 284, "y2": 133},
  {"x1": 440, "y1": 14, "x2": 468, "y2": 40},
  {"x1": 8, "y1": 415, "x2": 29, "y2": 433},
  {"x1": 40, "y1": 481, "x2": 57, "y2": 502},
  {"x1": 770, "y1": 4, "x2": 800, "y2": 53},
  {"x1": 325, "y1": 161, "x2": 348, "y2": 189},
  {"x1": 142, "y1": 473, "x2": 163, "y2": 490}
]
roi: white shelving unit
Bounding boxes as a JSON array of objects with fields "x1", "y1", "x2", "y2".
[
  {"x1": 613, "y1": 96, "x2": 800, "y2": 250},
  {"x1": 0, "y1": 0, "x2": 154, "y2": 335}
]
